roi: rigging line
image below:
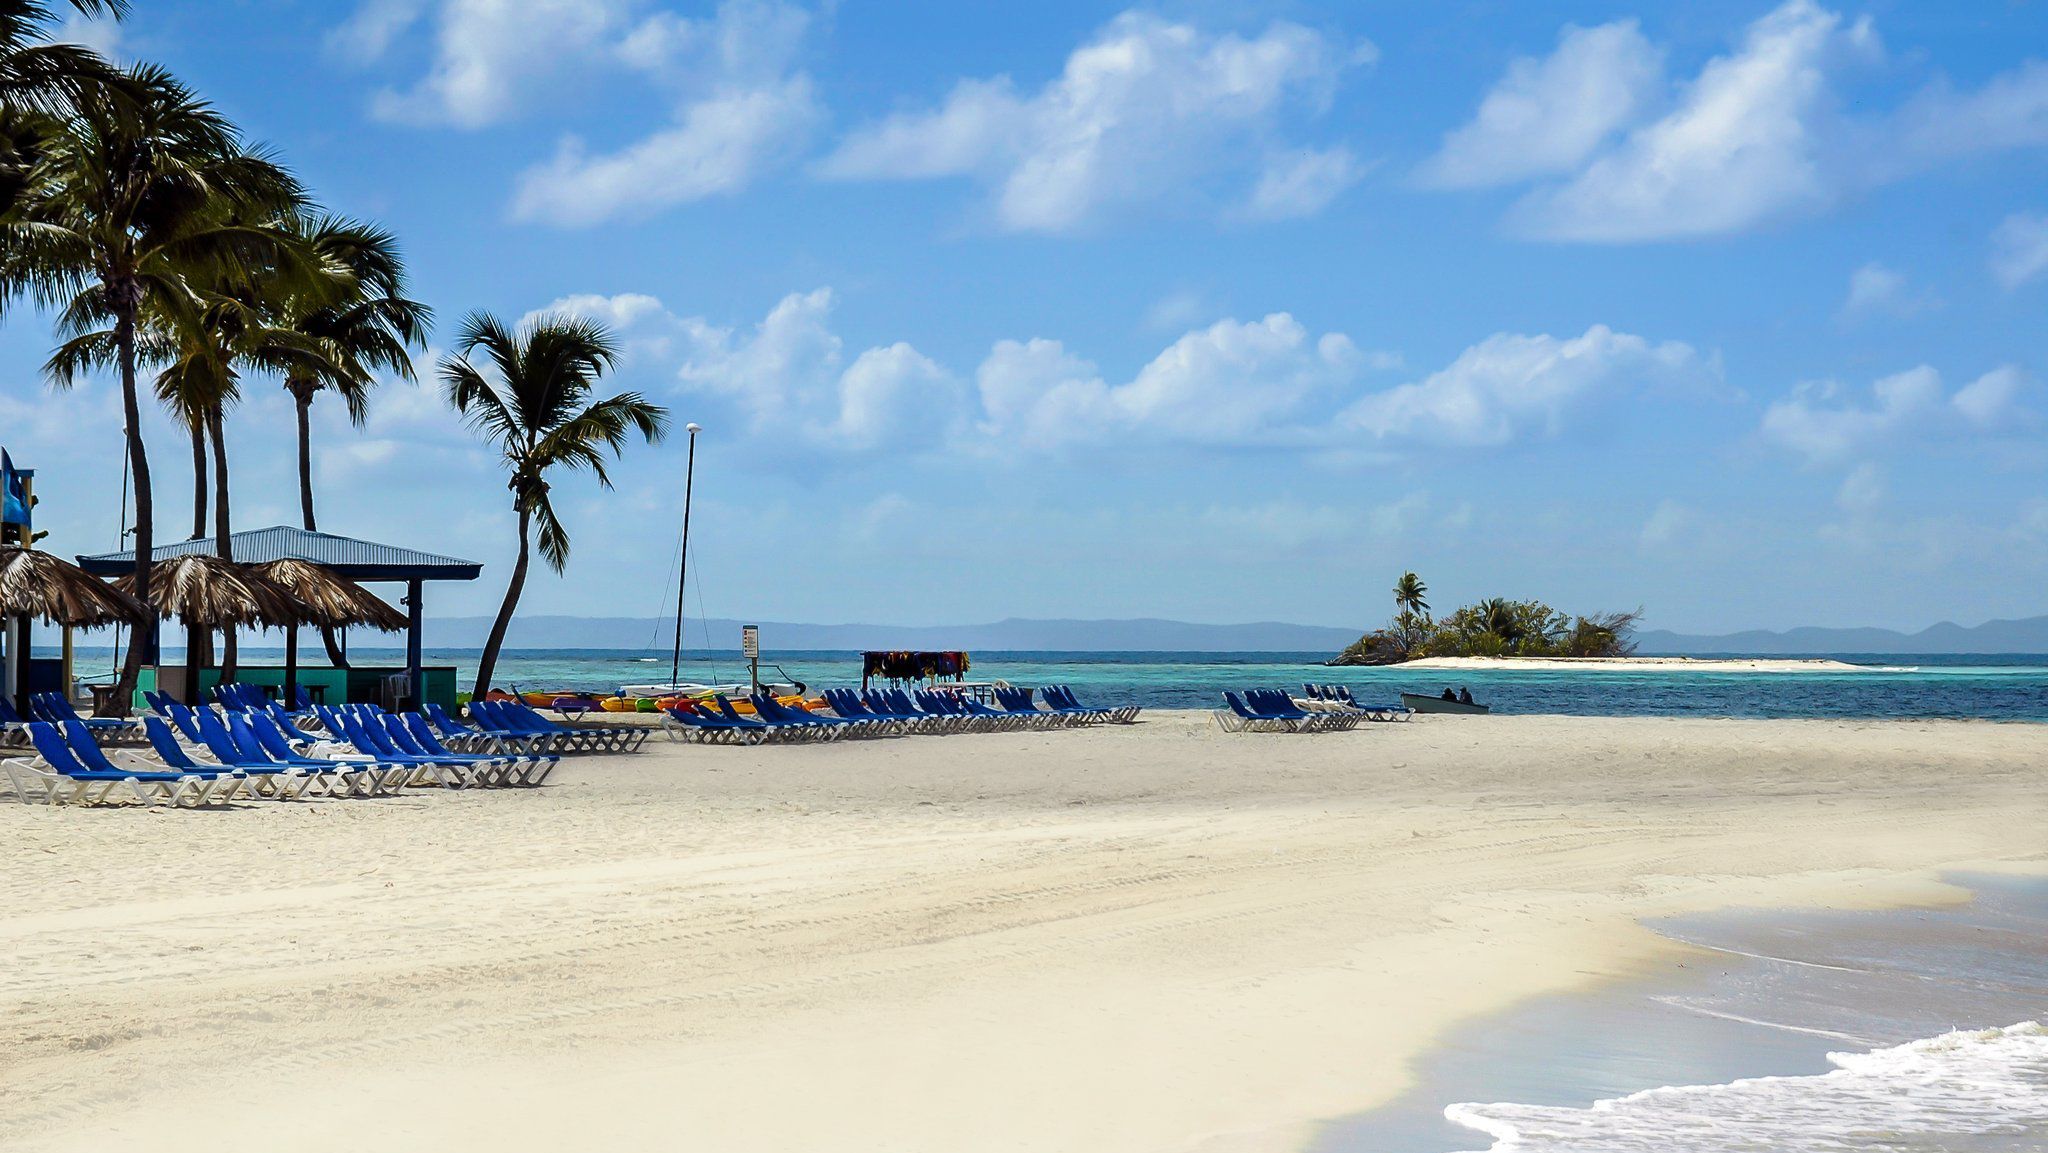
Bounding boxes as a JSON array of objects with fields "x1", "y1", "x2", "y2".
[
  {"x1": 691, "y1": 547, "x2": 720, "y2": 684},
  {"x1": 645, "y1": 522, "x2": 686, "y2": 653}
]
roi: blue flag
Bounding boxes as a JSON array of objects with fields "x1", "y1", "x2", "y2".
[{"x1": 1, "y1": 450, "x2": 28, "y2": 529}]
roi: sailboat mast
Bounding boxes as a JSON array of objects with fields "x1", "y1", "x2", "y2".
[{"x1": 668, "y1": 423, "x2": 701, "y2": 689}]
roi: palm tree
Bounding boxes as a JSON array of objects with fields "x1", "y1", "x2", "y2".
[
  {"x1": 1392, "y1": 570, "x2": 1430, "y2": 653},
  {"x1": 6, "y1": 64, "x2": 308, "y2": 706},
  {"x1": 440, "y1": 312, "x2": 668, "y2": 697},
  {"x1": 276, "y1": 215, "x2": 429, "y2": 534},
  {"x1": 273, "y1": 217, "x2": 429, "y2": 668},
  {"x1": 1478, "y1": 597, "x2": 1523, "y2": 646},
  {"x1": 0, "y1": 1, "x2": 126, "y2": 116},
  {"x1": 1393, "y1": 571, "x2": 1428, "y2": 619}
]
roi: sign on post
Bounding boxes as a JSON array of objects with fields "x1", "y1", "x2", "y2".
[{"x1": 741, "y1": 624, "x2": 759, "y2": 658}]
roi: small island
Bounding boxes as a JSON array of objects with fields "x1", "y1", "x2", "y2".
[{"x1": 1330, "y1": 573, "x2": 1871, "y2": 672}]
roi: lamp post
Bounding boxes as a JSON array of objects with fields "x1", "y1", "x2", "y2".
[{"x1": 668, "y1": 423, "x2": 701, "y2": 690}]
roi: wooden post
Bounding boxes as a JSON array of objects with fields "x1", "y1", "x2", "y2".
[{"x1": 405, "y1": 579, "x2": 423, "y2": 711}]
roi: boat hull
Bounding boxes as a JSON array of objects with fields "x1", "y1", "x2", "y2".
[{"x1": 1399, "y1": 692, "x2": 1492, "y2": 715}]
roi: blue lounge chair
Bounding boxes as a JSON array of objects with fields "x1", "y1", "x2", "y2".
[
  {"x1": 202, "y1": 709, "x2": 393, "y2": 797},
  {"x1": 661, "y1": 703, "x2": 771, "y2": 745},
  {"x1": 469, "y1": 700, "x2": 573, "y2": 754},
  {"x1": 143, "y1": 716, "x2": 315, "y2": 800},
  {"x1": 756, "y1": 693, "x2": 873, "y2": 738},
  {"x1": 321, "y1": 706, "x2": 498, "y2": 788},
  {"x1": 1049, "y1": 686, "x2": 1140, "y2": 724},
  {"x1": 1, "y1": 720, "x2": 242, "y2": 806},
  {"x1": 400, "y1": 712, "x2": 556, "y2": 784},
  {"x1": 31, "y1": 692, "x2": 139, "y2": 739},
  {"x1": 380, "y1": 712, "x2": 544, "y2": 786}
]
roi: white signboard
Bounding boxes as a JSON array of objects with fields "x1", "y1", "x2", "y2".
[{"x1": 741, "y1": 624, "x2": 759, "y2": 658}]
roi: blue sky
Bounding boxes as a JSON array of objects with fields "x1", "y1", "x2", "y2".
[{"x1": 5, "y1": 0, "x2": 2048, "y2": 634}]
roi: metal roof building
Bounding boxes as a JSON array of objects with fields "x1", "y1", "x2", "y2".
[
  {"x1": 78, "y1": 525, "x2": 480, "y2": 582},
  {"x1": 80, "y1": 525, "x2": 481, "y2": 708}
]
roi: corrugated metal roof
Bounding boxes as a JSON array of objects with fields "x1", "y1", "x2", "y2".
[{"x1": 78, "y1": 525, "x2": 481, "y2": 582}]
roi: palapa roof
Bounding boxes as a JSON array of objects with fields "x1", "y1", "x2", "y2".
[
  {"x1": 250, "y1": 558, "x2": 407, "y2": 632},
  {"x1": 0, "y1": 546, "x2": 147, "y2": 626},
  {"x1": 114, "y1": 553, "x2": 324, "y2": 629},
  {"x1": 78, "y1": 525, "x2": 480, "y2": 582}
]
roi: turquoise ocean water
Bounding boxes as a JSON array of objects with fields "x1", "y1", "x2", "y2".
[{"x1": 64, "y1": 647, "x2": 2048, "y2": 720}]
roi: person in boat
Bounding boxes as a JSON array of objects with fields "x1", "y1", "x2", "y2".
[
  {"x1": 1458, "y1": 687, "x2": 1475, "y2": 705},
  {"x1": 1441, "y1": 688, "x2": 1457, "y2": 701}
]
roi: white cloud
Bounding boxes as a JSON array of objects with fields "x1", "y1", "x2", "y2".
[
  {"x1": 367, "y1": 0, "x2": 629, "y2": 128},
  {"x1": 1443, "y1": 3, "x2": 2048, "y2": 242},
  {"x1": 672, "y1": 288, "x2": 969, "y2": 451},
  {"x1": 1418, "y1": 20, "x2": 1663, "y2": 189},
  {"x1": 835, "y1": 344, "x2": 965, "y2": 449},
  {"x1": 1512, "y1": 1, "x2": 1867, "y2": 241},
  {"x1": 512, "y1": 77, "x2": 820, "y2": 224},
  {"x1": 1990, "y1": 212, "x2": 2048, "y2": 289},
  {"x1": 1201, "y1": 501, "x2": 1360, "y2": 552},
  {"x1": 1889, "y1": 61, "x2": 2048, "y2": 169},
  {"x1": 326, "y1": 0, "x2": 426, "y2": 64},
  {"x1": 1836, "y1": 462, "x2": 1885, "y2": 513},
  {"x1": 1760, "y1": 365, "x2": 2030, "y2": 465},
  {"x1": 978, "y1": 315, "x2": 1362, "y2": 447},
  {"x1": 527, "y1": 288, "x2": 1707, "y2": 461},
  {"x1": 819, "y1": 12, "x2": 1368, "y2": 232},
  {"x1": 979, "y1": 319, "x2": 1706, "y2": 453},
  {"x1": 1244, "y1": 147, "x2": 1366, "y2": 219},
  {"x1": 1639, "y1": 499, "x2": 1690, "y2": 549},
  {"x1": 341, "y1": 0, "x2": 819, "y2": 220},
  {"x1": 55, "y1": 12, "x2": 122, "y2": 57},
  {"x1": 1341, "y1": 325, "x2": 1713, "y2": 446},
  {"x1": 1838, "y1": 261, "x2": 1936, "y2": 321}
]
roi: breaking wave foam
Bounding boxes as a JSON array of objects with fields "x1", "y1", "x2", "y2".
[{"x1": 1446, "y1": 1021, "x2": 2048, "y2": 1152}]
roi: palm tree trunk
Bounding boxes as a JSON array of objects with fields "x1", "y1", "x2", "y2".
[
  {"x1": 472, "y1": 505, "x2": 531, "y2": 700},
  {"x1": 208, "y1": 408, "x2": 237, "y2": 683},
  {"x1": 111, "y1": 300, "x2": 151, "y2": 716},
  {"x1": 293, "y1": 380, "x2": 316, "y2": 530},
  {"x1": 293, "y1": 380, "x2": 350, "y2": 668},
  {"x1": 188, "y1": 421, "x2": 207, "y2": 540}
]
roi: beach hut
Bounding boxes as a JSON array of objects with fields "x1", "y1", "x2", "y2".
[
  {"x1": 0, "y1": 545, "x2": 147, "y2": 716},
  {"x1": 80, "y1": 526, "x2": 480, "y2": 710},
  {"x1": 248, "y1": 558, "x2": 406, "y2": 707}
]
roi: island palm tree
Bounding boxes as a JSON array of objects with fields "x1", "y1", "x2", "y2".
[
  {"x1": 440, "y1": 312, "x2": 668, "y2": 697},
  {"x1": 1392, "y1": 571, "x2": 1429, "y2": 649},
  {"x1": 7, "y1": 63, "x2": 308, "y2": 705},
  {"x1": 1393, "y1": 571, "x2": 1428, "y2": 619},
  {"x1": 1478, "y1": 597, "x2": 1523, "y2": 647}
]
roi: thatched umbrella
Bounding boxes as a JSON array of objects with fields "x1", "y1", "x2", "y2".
[
  {"x1": 0, "y1": 546, "x2": 148, "y2": 716},
  {"x1": 115, "y1": 553, "x2": 320, "y2": 704},
  {"x1": 249, "y1": 558, "x2": 406, "y2": 706}
]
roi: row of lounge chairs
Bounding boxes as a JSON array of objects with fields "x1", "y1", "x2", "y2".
[
  {"x1": 0, "y1": 693, "x2": 141, "y2": 745},
  {"x1": 1217, "y1": 690, "x2": 1363, "y2": 732},
  {"x1": 0, "y1": 700, "x2": 560, "y2": 805},
  {"x1": 661, "y1": 686, "x2": 1140, "y2": 745},
  {"x1": 200, "y1": 683, "x2": 647, "y2": 756},
  {"x1": 1301, "y1": 684, "x2": 1414, "y2": 721}
]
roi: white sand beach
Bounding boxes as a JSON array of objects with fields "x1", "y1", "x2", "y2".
[
  {"x1": 3, "y1": 713, "x2": 2044, "y2": 1153},
  {"x1": 1397, "y1": 655, "x2": 1873, "y2": 672}
]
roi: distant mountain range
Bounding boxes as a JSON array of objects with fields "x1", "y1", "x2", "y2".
[
  {"x1": 400, "y1": 612, "x2": 2048, "y2": 655},
  {"x1": 1636, "y1": 615, "x2": 2048, "y2": 655},
  {"x1": 420, "y1": 615, "x2": 1369, "y2": 653}
]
